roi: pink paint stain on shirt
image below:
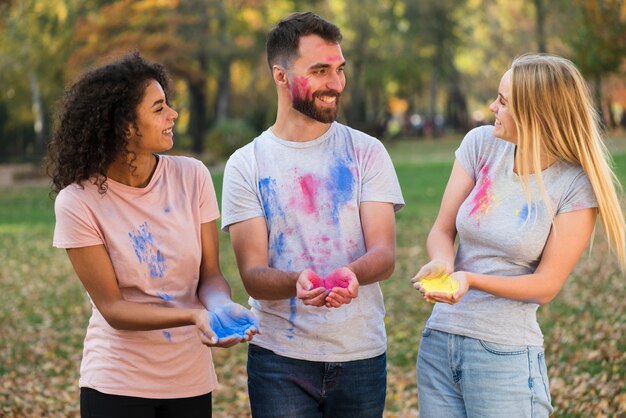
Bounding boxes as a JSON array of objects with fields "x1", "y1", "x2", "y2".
[
  {"x1": 469, "y1": 165, "x2": 496, "y2": 227},
  {"x1": 298, "y1": 174, "x2": 321, "y2": 215}
]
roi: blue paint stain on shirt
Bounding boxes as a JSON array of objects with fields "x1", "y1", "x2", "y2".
[
  {"x1": 518, "y1": 202, "x2": 539, "y2": 225},
  {"x1": 163, "y1": 330, "x2": 172, "y2": 342},
  {"x1": 259, "y1": 177, "x2": 285, "y2": 221},
  {"x1": 164, "y1": 207, "x2": 171, "y2": 213},
  {"x1": 287, "y1": 297, "x2": 297, "y2": 340},
  {"x1": 328, "y1": 158, "x2": 354, "y2": 223},
  {"x1": 157, "y1": 292, "x2": 175, "y2": 301},
  {"x1": 273, "y1": 232, "x2": 286, "y2": 258},
  {"x1": 128, "y1": 222, "x2": 166, "y2": 278}
]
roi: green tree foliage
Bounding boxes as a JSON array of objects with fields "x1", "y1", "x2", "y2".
[
  {"x1": 0, "y1": 0, "x2": 78, "y2": 160},
  {"x1": 65, "y1": 0, "x2": 269, "y2": 154},
  {"x1": 0, "y1": 0, "x2": 624, "y2": 160},
  {"x1": 566, "y1": 0, "x2": 626, "y2": 118}
]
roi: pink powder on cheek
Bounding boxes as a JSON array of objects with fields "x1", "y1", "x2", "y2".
[{"x1": 290, "y1": 76, "x2": 313, "y2": 101}]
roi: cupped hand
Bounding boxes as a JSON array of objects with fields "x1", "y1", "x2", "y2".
[
  {"x1": 324, "y1": 267, "x2": 359, "y2": 308},
  {"x1": 421, "y1": 271, "x2": 469, "y2": 305},
  {"x1": 410, "y1": 259, "x2": 453, "y2": 290},
  {"x1": 198, "y1": 303, "x2": 260, "y2": 347},
  {"x1": 296, "y1": 269, "x2": 329, "y2": 307}
]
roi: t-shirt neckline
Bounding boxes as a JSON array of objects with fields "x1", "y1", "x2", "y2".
[{"x1": 267, "y1": 122, "x2": 337, "y2": 148}]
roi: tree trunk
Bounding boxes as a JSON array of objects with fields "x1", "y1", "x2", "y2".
[
  {"x1": 214, "y1": 0, "x2": 230, "y2": 122},
  {"x1": 446, "y1": 81, "x2": 468, "y2": 132},
  {"x1": 533, "y1": 0, "x2": 547, "y2": 53},
  {"x1": 187, "y1": 78, "x2": 207, "y2": 154},
  {"x1": 429, "y1": 60, "x2": 440, "y2": 137},
  {"x1": 30, "y1": 71, "x2": 45, "y2": 156},
  {"x1": 345, "y1": 58, "x2": 367, "y2": 130},
  {"x1": 594, "y1": 75, "x2": 604, "y2": 128},
  {"x1": 214, "y1": 59, "x2": 231, "y2": 122}
]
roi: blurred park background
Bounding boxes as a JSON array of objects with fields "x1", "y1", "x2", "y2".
[{"x1": 1, "y1": 0, "x2": 626, "y2": 417}]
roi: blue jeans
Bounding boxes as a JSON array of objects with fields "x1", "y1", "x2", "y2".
[
  {"x1": 417, "y1": 328, "x2": 553, "y2": 418},
  {"x1": 247, "y1": 344, "x2": 386, "y2": 418}
]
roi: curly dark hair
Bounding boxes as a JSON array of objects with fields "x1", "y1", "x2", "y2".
[{"x1": 46, "y1": 51, "x2": 171, "y2": 196}]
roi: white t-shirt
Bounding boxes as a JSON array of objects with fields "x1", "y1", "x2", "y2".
[
  {"x1": 53, "y1": 155, "x2": 219, "y2": 398},
  {"x1": 222, "y1": 122, "x2": 405, "y2": 362},
  {"x1": 427, "y1": 126, "x2": 598, "y2": 346}
]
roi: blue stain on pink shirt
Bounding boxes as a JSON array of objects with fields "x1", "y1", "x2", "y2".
[
  {"x1": 128, "y1": 222, "x2": 166, "y2": 278},
  {"x1": 157, "y1": 292, "x2": 175, "y2": 301}
]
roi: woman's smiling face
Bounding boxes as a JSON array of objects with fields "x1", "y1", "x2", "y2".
[
  {"x1": 488, "y1": 69, "x2": 517, "y2": 144},
  {"x1": 128, "y1": 79, "x2": 178, "y2": 154}
]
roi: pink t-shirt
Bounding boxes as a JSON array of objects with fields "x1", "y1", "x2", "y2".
[{"x1": 53, "y1": 155, "x2": 219, "y2": 398}]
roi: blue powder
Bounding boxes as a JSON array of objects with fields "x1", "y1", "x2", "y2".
[{"x1": 208, "y1": 309, "x2": 259, "y2": 340}]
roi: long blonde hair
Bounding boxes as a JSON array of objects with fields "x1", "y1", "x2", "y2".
[{"x1": 510, "y1": 53, "x2": 626, "y2": 271}]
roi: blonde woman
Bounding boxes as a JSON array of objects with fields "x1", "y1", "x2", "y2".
[{"x1": 411, "y1": 53, "x2": 625, "y2": 417}]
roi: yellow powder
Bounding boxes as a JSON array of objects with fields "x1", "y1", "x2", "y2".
[{"x1": 419, "y1": 273, "x2": 459, "y2": 294}]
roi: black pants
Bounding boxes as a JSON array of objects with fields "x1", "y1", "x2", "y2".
[{"x1": 80, "y1": 387, "x2": 212, "y2": 418}]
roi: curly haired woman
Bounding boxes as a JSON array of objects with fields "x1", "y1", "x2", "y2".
[{"x1": 47, "y1": 52, "x2": 259, "y2": 418}]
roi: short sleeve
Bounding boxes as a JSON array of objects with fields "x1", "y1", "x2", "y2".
[
  {"x1": 221, "y1": 148, "x2": 265, "y2": 231},
  {"x1": 53, "y1": 188, "x2": 104, "y2": 249},
  {"x1": 196, "y1": 160, "x2": 220, "y2": 224},
  {"x1": 558, "y1": 170, "x2": 598, "y2": 214},
  {"x1": 360, "y1": 140, "x2": 405, "y2": 212},
  {"x1": 454, "y1": 126, "x2": 488, "y2": 181}
]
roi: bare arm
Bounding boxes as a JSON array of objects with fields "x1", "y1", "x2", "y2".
[
  {"x1": 454, "y1": 208, "x2": 596, "y2": 305},
  {"x1": 414, "y1": 159, "x2": 597, "y2": 305},
  {"x1": 346, "y1": 201, "x2": 397, "y2": 285},
  {"x1": 229, "y1": 216, "x2": 305, "y2": 300},
  {"x1": 412, "y1": 160, "x2": 474, "y2": 281},
  {"x1": 196, "y1": 220, "x2": 260, "y2": 344},
  {"x1": 196, "y1": 221, "x2": 233, "y2": 308},
  {"x1": 66, "y1": 245, "x2": 203, "y2": 331}
]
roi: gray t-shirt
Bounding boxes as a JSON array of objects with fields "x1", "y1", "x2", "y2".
[
  {"x1": 427, "y1": 126, "x2": 597, "y2": 346},
  {"x1": 222, "y1": 122, "x2": 405, "y2": 361}
]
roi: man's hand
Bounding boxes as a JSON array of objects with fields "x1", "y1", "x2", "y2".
[
  {"x1": 323, "y1": 267, "x2": 359, "y2": 308},
  {"x1": 296, "y1": 269, "x2": 329, "y2": 307}
]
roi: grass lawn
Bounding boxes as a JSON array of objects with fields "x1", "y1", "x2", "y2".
[{"x1": 1, "y1": 133, "x2": 625, "y2": 417}]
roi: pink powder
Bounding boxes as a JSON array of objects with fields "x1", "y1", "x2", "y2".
[
  {"x1": 308, "y1": 270, "x2": 350, "y2": 290},
  {"x1": 290, "y1": 76, "x2": 312, "y2": 101},
  {"x1": 307, "y1": 271, "x2": 325, "y2": 289},
  {"x1": 324, "y1": 270, "x2": 350, "y2": 289},
  {"x1": 298, "y1": 174, "x2": 321, "y2": 214},
  {"x1": 469, "y1": 165, "x2": 495, "y2": 225}
]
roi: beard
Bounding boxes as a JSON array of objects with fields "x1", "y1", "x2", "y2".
[{"x1": 292, "y1": 90, "x2": 340, "y2": 123}]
